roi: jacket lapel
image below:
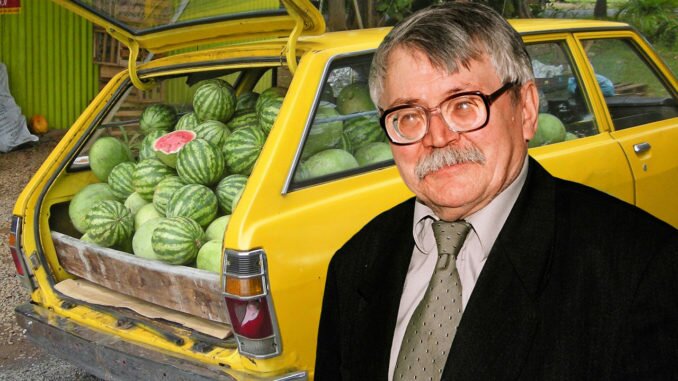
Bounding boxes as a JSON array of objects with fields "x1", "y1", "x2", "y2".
[{"x1": 443, "y1": 158, "x2": 558, "y2": 380}]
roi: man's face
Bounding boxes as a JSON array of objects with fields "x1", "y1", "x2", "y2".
[{"x1": 379, "y1": 47, "x2": 538, "y2": 221}]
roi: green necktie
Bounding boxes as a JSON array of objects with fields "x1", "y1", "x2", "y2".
[{"x1": 394, "y1": 220, "x2": 471, "y2": 381}]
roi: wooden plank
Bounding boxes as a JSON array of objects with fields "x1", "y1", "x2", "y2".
[{"x1": 52, "y1": 232, "x2": 228, "y2": 323}]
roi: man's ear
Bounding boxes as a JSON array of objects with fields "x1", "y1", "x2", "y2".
[{"x1": 520, "y1": 81, "x2": 539, "y2": 142}]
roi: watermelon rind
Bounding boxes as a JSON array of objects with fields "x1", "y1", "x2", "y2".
[
  {"x1": 69, "y1": 183, "x2": 118, "y2": 234},
  {"x1": 175, "y1": 112, "x2": 199, "y2": 131},
  {"x1": 152, "y1": 130, "x2": 197, "y2": 168},
  {"x1": 193, "y1": 120, "x2": 231, "y2": 148},
  {"x1": 140, "y1": 104, "x2": 177, "y2": 134},
  {"x1": 132, "y1": 217, "x2": 164, "y2": 260},
  {"x1": 304, "y1": 148, "x2": 359, "y2": 179},
  {"x1": 193, "y1": 81, "x2": 236, "y2": 123},
  {"x1": 151, "y1": 216, "x2": 205, "y2": 265},
  {"x1": 89, "y1": 136, "x2": 134, "y2": 182},
  {"x1": 152, "y1": 176, "x2": 187, "y2": 216},
  {"x1": 108, "y1": 161, "x2": 137, "y2": 200},
  {"x1": 132, "y1": 158, "x2": 176, "y2": 201},
  {"x1": 176, "y1": 139, "x2": 225, "y2": 186},
  {"x1": 138, "y1": 130, "x2": 166, "y2": 161},
  {"x1": 205, "y1": 215, "x2": 231, "y2": 242},
  {"x1": 196, "y1": 240, "x2": 223, "y2": 273},
  {"x1": 165, "y1": 184, "x2": 218, "y2": 228},
  {"x1": 222, "y1": 126, "x2": 266, "y2": 176},
  {"x1": 215, "y1": 174, "x2": 248, "y2": 214},
  {"x1": 134, "y1": 203, "x2": 163, "y2": 230},
  {"x1": 85, "y1": 200, "x2": 134, "y2": 248}
]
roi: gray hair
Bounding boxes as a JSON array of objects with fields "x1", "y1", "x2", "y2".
[{"x1": 369, "y1": 2, "x2": 534, "y2": 107}]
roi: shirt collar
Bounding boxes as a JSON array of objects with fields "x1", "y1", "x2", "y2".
[{"x1": 412, "y1": 156, "x2": 529, "y2": 258}]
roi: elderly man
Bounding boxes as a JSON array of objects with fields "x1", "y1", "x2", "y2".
[{"x1": 315, "y1": 2, "x2": 678, "y2": 380}]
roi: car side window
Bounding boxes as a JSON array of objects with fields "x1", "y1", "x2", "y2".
[
  {"x1": 291, "y1": 54, "x2": 392, "y2": 188},
  {"x1": 526, "y1": 41, "x2": 598, "y2": 147},
  {"x1": 581, "y1": 38, "x2": 678, "y2": 130}
]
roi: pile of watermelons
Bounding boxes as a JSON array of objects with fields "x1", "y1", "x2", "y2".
[{"x1": 67, "y1": 78, "x2": 392, "y2": 272}]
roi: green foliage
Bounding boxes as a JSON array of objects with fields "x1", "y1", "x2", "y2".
[
  {"x1": 615, "y1": 0, "x2": 678, "y2": 47},
  {"x1": 376, "y1": 0, "x2": 415, "y2": 23}
]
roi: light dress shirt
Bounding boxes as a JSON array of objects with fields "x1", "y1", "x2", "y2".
[{"x1": 388, "y1": 157, "x2": 529, "y2": 381}]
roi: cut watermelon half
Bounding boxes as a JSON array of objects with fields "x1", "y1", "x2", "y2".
[{"x1": 153, "y1": 130, "x2": 197, "y2": 168}]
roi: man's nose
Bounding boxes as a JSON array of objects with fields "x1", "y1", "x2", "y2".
[{"x1": 422, "y1": 111, "x2": 460, "y2": 147}]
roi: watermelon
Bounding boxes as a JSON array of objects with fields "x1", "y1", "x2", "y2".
[
  {"x1": 132, "y1": 217, "x2": 164, "y2": 260},
  {"x1": 107, "y1": 161, "x2": 137, "y2": 201},
  {"x1": 205, "y1": 215, "x2": 231, "y2": 242},
  {"x1": 255, "y1": 87, "x2": 287, "y2": 114},
  {"x1": 79, "y1": 233, "x2": 99, "y2": 246},
  {"x1": 132, "y1": 158, "x2": 175, "y2": 201},
  {"x1": 193, "y1": 81, "x2": 236, "y2": 123},
  {"x1": 152, "y1": 130, "x2": 197, "y2": 168},
  {"x1": 134, "y1": 203, "x2": 163, "y2": 230},
  {"x1": 215, "y1": 174, "x2": 248, "y2": 214},
  {"x1": 336, "y1": 82, "x2": 375, "y2": 115},
  {"x1": 151, "y1": 216, "x2": 205, "y2": 265},
  {"x1": 196, "y1": 240, "x2": 222, "y2": 273},
  {"x1": 565, "y1": 132, "x2": 578, "y2": 141},
  {"x1": 222, "y1": 126, "x2": 266, "y2": 176},
  {"x1": 165, "y1": 184, "x2": 218, "y2": 228},
  {"x1": 85, "y1": 200, "x2": 134, "y2": 248},
  {"x1": 69, "y1": 183, "x2": 118, "y2": 234},
  {"x1": 257, "y1": 96, "x2": 283, "y2": 135},
  {"x1": 226, "y1": 111, "x2": 258, "y2": 131},
  {"x1": 193, "y1": 120, "x2": 231, "y2": 148},
  {"x1": 124, "y1": 192, "x2": 149, "y2": 215},
  {"x1": 304, "y1": 149, "x2": 359, "y2": 178},
  {"x1": 338, "y1": 133, "x2": 352, "y2": 153},
  {"x1": 354, "y1": 142, "x2": 393, "y2": 166},
  {"x1": 175, "y1": 112, "x2": 199, "y2": 131},
  {"x1": 139, "y1": 104, "x2": 177, "y2": 134},
  {"x1": 231, "y1": 187, "x2": 244, "y2": 213},
  {"x1": 236, "y1": 91, "x2": 259, "y2": 113},
  {"x1": 89, "y1": 136, "x2": 134, "y2": 182},
  {"x1": 343, "y1": 115, "x2": 385, "y2": 153},
  {"x1": 176, "y1": 139, "x2": 225, "y2": 186},
  {"x1": 530, "y1": 113, "x2": 566, "y2": 148},
  {"x1": 152, "y1": 176, "x2": 187, "y2": 216},
  {"x1": 138, "y1": 130, "x2": 165, "y2": 161},
  {"x1": 293, "y1": 162, "x2": 311, "y2": 182},
  {"x1": 301, "y1": 102, "x2": 344, "y2": 160}
]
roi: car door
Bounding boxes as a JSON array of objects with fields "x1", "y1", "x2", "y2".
[
  {"x1": 523, "y1": 34, "x2": 635, "y2": 205},
  {"x1": 574, "y1": 31, "x2": 678, "y2": 227}
]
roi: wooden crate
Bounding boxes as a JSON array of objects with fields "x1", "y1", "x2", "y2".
[{"x1": 52, "y1": 232, "x2": 229, "y2": 324}]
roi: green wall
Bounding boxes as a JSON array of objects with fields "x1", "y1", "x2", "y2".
[{"x1": 0, "y1": 1, "x2": 98, "y2": 130}]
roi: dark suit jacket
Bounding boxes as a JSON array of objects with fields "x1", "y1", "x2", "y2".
[{"x1": 315, "y1": 158, "x2": 678, "y2": 380}]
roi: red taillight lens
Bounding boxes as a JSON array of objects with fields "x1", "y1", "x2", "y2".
[
  {"x1": 9, "y1": 216, "x2": 25, "y2": 276},
  {"x1": 225, "y1": 297, "x2": 274, "y2": 339}
]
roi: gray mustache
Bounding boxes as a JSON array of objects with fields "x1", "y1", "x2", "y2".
[{"x1": 415, "y1": 146, "x2": 486, "y2": 179}]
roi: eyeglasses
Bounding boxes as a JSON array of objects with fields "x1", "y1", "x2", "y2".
[{"x1": 379, "y1": 82, "x2": 517, "y2": 144}]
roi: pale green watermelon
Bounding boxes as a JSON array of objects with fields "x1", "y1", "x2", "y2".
[
  {"x1": 89, "y1": 136, "x2": 134, "y2": 182},
  {"x1": 134, "y1": 203, "x2": 163, "y2": 230},
  {"x1": 69, "y1": 183, "x2": 118, "y2": 234},
  {"x1": 124, "y1": 192, "x2": 149, "y2": 216},
  {"x1": 304, "y1": 149, "x2": 359, "y2": 179},
  {"x1": 354, "y1": 142, "x2": 393, "y2": 166},
  {"x1": 205, "y1": 215, "x2": 231, "y2": 242},
  {"x1": 301, "y1": 102, "x2": 344, "y2": 160},
  {"x1": 530, "y1": 113, "x2": 566, "y2": 148},
  {"x1": 336, "y1": 82, "x2": 375, "y2": 115},
  {"x1": 132, "y1": 217, "x2": 164, "y2": 260},
  {"x1": 196, "y1": 240, "x2": 222, "y2": 273}
]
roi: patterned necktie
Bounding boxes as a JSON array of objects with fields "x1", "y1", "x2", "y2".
[{"x1": 394, "y1": 220, "x2": 471, "y2": 381}]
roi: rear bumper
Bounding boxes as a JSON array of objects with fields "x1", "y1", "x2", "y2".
[{"x1": 15, "y1": 303, "x2": 307, "y2": 381}]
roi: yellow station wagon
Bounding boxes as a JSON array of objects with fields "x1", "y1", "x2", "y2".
[{"x1": 9, "y1": 0, "x2": 678, "y2": 380}]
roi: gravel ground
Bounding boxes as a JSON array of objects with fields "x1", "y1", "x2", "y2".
[{"x1": 0, "y1": 130, "x2": 100, "y2": 380}]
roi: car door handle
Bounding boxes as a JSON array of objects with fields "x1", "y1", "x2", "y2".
[{"x1": 633, "y1": 142, "x2": 651, "y2": 154}]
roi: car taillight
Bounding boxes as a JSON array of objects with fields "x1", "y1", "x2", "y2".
[
  {"x1": 223, "y1": 248, "x2": 282, "y2": 358},
  {"x1": 9, "y1": 216, "x2": 36, "y2": 291}
]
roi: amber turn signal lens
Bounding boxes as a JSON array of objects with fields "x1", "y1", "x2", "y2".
[{"x1": 225, "y1": 277, "x2": 264, "y2": 297}]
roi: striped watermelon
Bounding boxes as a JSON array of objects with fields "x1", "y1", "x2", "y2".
[
  {"x1": 222, "y1": 126, "x2": 266, "y2": 176},
  {"x1": 152, "y1": 176, "x2": 187, "y2": 216},
  {"x1": 133, "y1": 158, "x2": 176, "y2": 201},
  {"x1": 255, "y1": 87, "x2": 287, "y2": 114},
  {"x1": 85, "y1": 200, "x2": 134, "y2": 248},
  {"x1": 257, "y1": 96, "x2": 283, "y2": 135},
  {"x1": 175, "y1": 112, "x2": 199, "y2": 131},
  {"x1": 215, "y1": 174, "x2": 248, "y2": 214},
  {"x1": 108, "y1": 161, "x2": 137, "y2": 200},
  {"x1": 151, "y1": 216, "x2": 205, "y2": 265},
  {"x1": 140, "y1": 104, "x2": 177, "y2": 134},
  {"x1": 139, "y1": 130, "x2": 165, "y2": 161},
  {"x1": 193, "y1": 120, "x2": 231, "y2": 148},
  {"x1": 236, "y1": 91, "x2": 259, "y2": 113},
  {"x1": 152, "y1": 130, "x2": 197, "y2": 168},
  {"x1": 193, "y1": 81, "x2": 236, "y2": 123},
  {"x1": 69, "y1": 183, "x2": 118, "y2": 234},
  {"x1": 226, "y1": 111, "x2": 257, "y2": 131},
  {"x1": 342, "y1": 115, "x2": 385, "y2": 153},
  {"x1": 176, "y1": 138, "x2": 225, "y2": 186},
  {"x1": 166, "y1": 184, "x2": 218, "y2": 228},
  {"x1": 301, "y1": 101, "x2": 344, "y2": 160}
]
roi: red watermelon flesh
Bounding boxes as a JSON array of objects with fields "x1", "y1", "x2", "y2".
[{"x1": 153, "y1": 130, "x2": 196, "y2": 168}]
